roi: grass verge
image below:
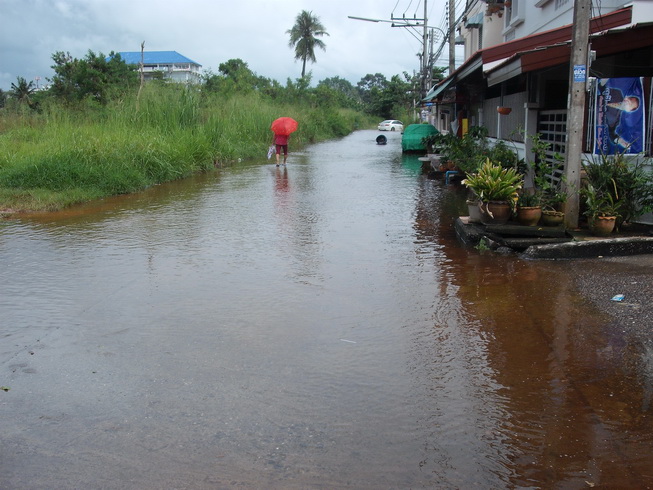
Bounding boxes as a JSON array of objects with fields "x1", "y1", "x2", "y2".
[{"x1": 0, "y1": 85, "x2": 375, "y2": 215}]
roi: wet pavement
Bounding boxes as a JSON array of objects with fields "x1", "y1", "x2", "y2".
[{"x1": 2, "y1": 130, "x2": 653, "y2": 489}]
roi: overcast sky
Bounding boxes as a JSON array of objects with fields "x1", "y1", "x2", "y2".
[{"x1": 1, "y1": 0, "x2": 458, "y2": 92}]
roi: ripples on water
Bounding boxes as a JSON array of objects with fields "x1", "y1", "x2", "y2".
[{"x1": 2, "y1": 130, "x2": 653, "y2": 488}]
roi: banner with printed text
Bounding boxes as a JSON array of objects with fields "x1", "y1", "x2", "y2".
[{"x1": 594, "y1": 77, "x2": 645, "y2": 155}]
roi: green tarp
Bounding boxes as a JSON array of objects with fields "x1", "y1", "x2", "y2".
[{"x1": 401, "y1": 124, "x2": 438, "y2": 152}]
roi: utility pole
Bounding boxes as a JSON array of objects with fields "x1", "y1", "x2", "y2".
[
  {"x1": 351, "y1": 4, "x2": 448, "y2": 98},
  {"x1": 564, "y1": 0, "x2": 591, "y2": 229},
  {"x1": 423, "y1": 0, "x2": 428, "y2": 98},
  {"x1": 448, "y1": 0, "x2": 455, "y2": 75},
  {"x1": 391, "y1": 1, "x2": 429, "y2": 98}
]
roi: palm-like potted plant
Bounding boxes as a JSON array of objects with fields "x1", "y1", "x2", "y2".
[
  {"x1": 462, "y1": 159, "x2": 523, "y2": 225},
  {"x1": 581, "y1": 183, "x2": 621, "y2": 236}
]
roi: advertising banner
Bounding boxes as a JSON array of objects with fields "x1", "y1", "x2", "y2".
[{"x1": 594, "y1": 77, "x2": 645, "y2": 154}]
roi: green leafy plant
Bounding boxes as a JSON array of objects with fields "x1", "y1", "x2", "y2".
[
  {"x1": 582, "y1": 150, "x2": 653, "y2": 227},
  {"x1": 435, "y1": 126, "x2": 490, "y2": 174},
  {"x1": 438, "y1": 127, "x2": 521, "y2": 175},
  {"x1": 526, "y1": 132, "x2": 566, "y2": 211},
  {"x1": 462, "y1": 158, "x2": 523, "y2": 206},
  {"x1": 488, "y1": 139, "x2": 523, "y2": 173},
  {"x1": 581, "y1": 182, "x2": 621, "y2": 219},
  {"x1": 516, "y1": 190, "x2": 542, "y2": 208},
  {"x1": 421, "y1": 132, "x2": 446, "y2": 154},
  {"x1": 458, "y1": 126, "x2": 491, "y2": 174},
  {"x1": 475, "y1": 237, "x2": 491, "y2": 252}
]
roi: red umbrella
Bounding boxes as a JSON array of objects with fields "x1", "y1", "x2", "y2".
[{"x1": 271, "y1": 117, "x2": 298, "y2": 136}]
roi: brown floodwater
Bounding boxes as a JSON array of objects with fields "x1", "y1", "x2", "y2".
[{"x1": 1, "y1": 130, "x2": 652, "y2": 489}]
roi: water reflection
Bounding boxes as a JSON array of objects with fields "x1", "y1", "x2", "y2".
[
  {"x1": 1, "y1": 130, "x2": 652, "y2": 488},
  {"x1": 411, "y1": 169, "x2": 653, "y2": 487}
]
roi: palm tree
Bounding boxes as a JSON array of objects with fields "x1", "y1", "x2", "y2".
[
  {"x1": 287, "y1": 10, "x2": 329, "y2": 78},
  {"x1": 10, "y1": 76, "x2": 36, "y2": 105}
]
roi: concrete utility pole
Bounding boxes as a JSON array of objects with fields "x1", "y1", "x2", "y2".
[
  {"x1": 349, "y1": 3, "x2": 448, "y2": 98},
  {"x1": 423, "y1": 0, "x2": 429, "y2": 98},
  {"x1": 448, "y1": 0, "x2": 455, "y2": 75},
  {"x1": 564, "y1": 0, "x2": 591, "y2": 229}
]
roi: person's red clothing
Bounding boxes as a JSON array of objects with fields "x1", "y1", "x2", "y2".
[{"x1": 274, "y1": 134, "x2": 289, "y2": 145}]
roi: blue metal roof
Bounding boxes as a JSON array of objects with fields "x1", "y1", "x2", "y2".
[{"x1": 115, "y1": 51, "x2": 201, "y2": 66}]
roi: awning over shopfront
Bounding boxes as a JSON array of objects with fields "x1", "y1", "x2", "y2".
[
  {"x1": 423, "y1": 6, "x2": 637, "y2": 102},
  {"x1": 485, "y1": 22, "x2": 653, "y2": 87},
  {"x1": 423, "y1": 53, "x2": 482, "y2": 102}
]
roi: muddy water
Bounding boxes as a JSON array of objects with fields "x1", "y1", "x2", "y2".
[{"x1": 1, "y1": 130, "x2": 652, "y2": 489}]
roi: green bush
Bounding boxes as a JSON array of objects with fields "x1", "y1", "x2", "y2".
[{"x1": 582, "y1": 150, "x2": 653, "y2": 226}]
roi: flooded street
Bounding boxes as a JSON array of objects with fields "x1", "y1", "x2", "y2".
[{"x1": 2, "y1": 129, "x2": 653, "y2": 488}]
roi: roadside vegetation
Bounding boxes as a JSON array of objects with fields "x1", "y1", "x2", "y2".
[{"x1": 0, "y1": 50, "x2": 441, "y2": 214}]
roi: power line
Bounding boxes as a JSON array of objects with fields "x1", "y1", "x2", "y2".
[
  {"x1": 403, "y1": 0, "x2": 414, "y2": 17},
  {"x1": 414, "y1": 0, "x2": 422, "y2": 18},
  {"x1": 391, "y1": 0, "x2": 401, "y2": 16}
]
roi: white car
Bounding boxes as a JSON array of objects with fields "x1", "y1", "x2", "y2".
[{"x1": 378, "y1": 120, "x2": 404, "y2": 132}]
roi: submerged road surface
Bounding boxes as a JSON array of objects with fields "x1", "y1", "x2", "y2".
[{"x1": 2, "y1": 130, "x2": 653, "y2": 488}]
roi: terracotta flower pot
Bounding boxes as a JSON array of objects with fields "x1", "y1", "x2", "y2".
[
  {"x1": 516, "y1": 206, "x2": 542, "y2": 226},
  {"x1": 497, "y1": 107, "x2": 512, "y2": 115},
  {"x1": 541, "y1": 210, "x2": 564, "y2": 227},
  {"x1": 590, "y1": 216, "x2": 616, "y2": 236},
  {"x1": 480, "y1": 201, "x2": 512, "y2": 225}
]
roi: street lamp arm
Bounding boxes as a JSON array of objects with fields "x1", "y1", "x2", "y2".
[
  {"x1": 347, "y1": 16, "x2": 389, "y2": 23},
  {"x1": 348, "y1": 16, "x2": 447, "y2": 38}
]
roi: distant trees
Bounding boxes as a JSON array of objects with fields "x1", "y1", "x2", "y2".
[
  {"x1": 49, "y1": 50, "x2": 138, "y2": 104},
  {"x1": 10, "y1": 77, "x2": 36, "y2": 107},
  {"x1": 317, "y1": 76, "x2": 361, "y2": 109},
  {"x1": 203, "y1": 58, "x2": 274, "y2": 95},
  {"x1": 287, "y1": 10, "x2": 329, "y2": 78},
  {"x1": 203, "y1": 58, "x2": 419, "y2": 118},
  {"x1": 3, "y1": 45, "x2": 436, "y2": 120},
  {"x1": 356, "y1": 73, "x2": 415, "y2": 118}
]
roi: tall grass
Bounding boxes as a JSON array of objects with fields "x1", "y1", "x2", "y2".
[{"x1": 0, "y1": 85, "x2": 373, "y2": 212}]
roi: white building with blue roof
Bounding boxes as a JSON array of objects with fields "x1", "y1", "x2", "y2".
[{"x1": 115, "y1": 51, "x2": 202, "y2": 84}]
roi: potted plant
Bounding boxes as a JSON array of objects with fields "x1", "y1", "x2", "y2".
[
  {"x1": 539, "y1": 188, "x2": 566, "y2": 226},
  {"x1": 526, "y1": 133, "x2": 567, "y2": 227},
  {"x1": 488, "y1": 139, "x2": 524, "y2": 173},
  {"x1": 516, "y1": 190, "x2": 542, "y2": 226},
  {"x1": 486, "y1": 0, "x2": 505, "y2": 16},
  {"x1": 437, "y1": 127, "x2": 490, "y2": 175},
  {"x1": 466, "y1": 192, "x2": 483, "y2": 224},
  {"x1": 462, "y1": 159, "x2": 523, "y2": 225},
  {"x1": 421, "y1": 133, "x2": 446, "y2": 156},
  {"x1": 582, "y1": 150, "x2": 653, "y2": 230},
  {"x1": 581, "y1": 183, "x2": 620, "y2": 236}
]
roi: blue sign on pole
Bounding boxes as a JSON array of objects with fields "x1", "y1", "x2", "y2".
[{"x1": 573, "y1": 64, "x2": 586, "y2": 83}]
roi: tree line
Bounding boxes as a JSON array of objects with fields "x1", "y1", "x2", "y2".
[{"x1": 1, "y1": 51, "x2": 445, "y2": 120}]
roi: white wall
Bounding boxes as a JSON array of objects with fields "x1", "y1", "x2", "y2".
[{"x1": 481, "y1": 0, "x2": 648, "y2": 46}]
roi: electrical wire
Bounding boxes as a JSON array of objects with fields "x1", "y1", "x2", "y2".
[
  {"x1": 391, "y1": 0, "x2": 401, "y2": 16},
  {"x1": 403, "y1": 0, "x2": 414, "y2": 17},
  {"x1": 414, "y1": 0, "x2": 422, "y2": 18}
]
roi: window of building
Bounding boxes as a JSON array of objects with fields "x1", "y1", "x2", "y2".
[{"x1": 504, "y1": 0, "x2": 524, "y2": 28}]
